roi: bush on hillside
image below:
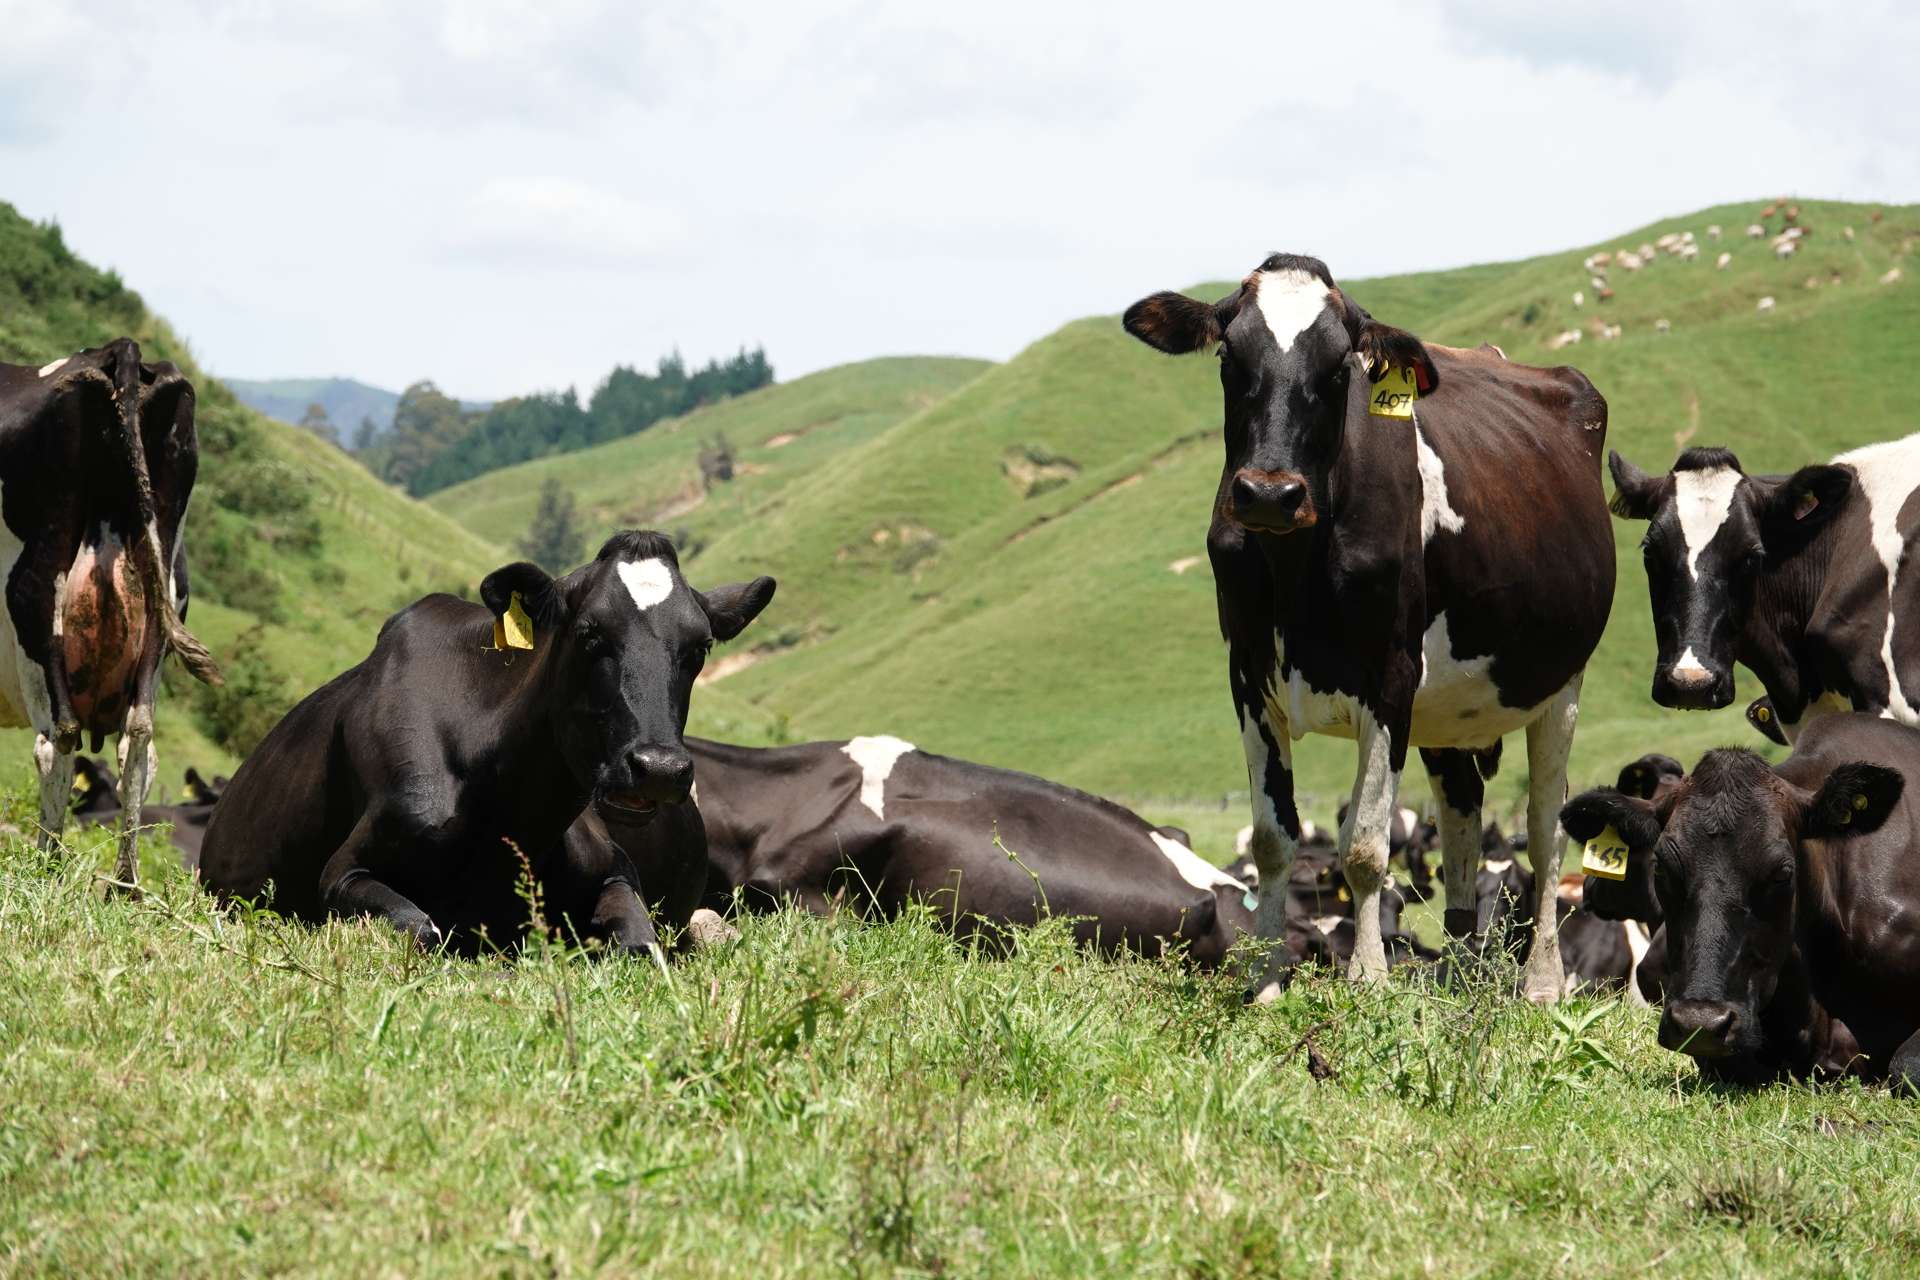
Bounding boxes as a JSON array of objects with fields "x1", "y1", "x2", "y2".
[
  {"x1": 187, "y1": 626, "x2": 295, "y2": 758},
  {"x1": 517, "y1": 478, "x2": 585, "y2": 572}
]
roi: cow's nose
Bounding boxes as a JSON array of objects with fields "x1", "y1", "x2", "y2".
[
  {"x1": 1660, "y1": 999, "x2": 1740, "y2": 1056},
  {"x1": 1653, "y1": 658, "x2": 1731, "y2": 710},
  {"x1": 626, "y1": 746, "x2": 694, "y2": 803},
  {"x1": 1231, "y1": 471, "x2": 1312, "y2": 531}
]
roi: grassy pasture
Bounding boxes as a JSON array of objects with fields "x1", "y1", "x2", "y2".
[{"x1": 3, "y1": 808, "x2": 1919, "y2": 1277}]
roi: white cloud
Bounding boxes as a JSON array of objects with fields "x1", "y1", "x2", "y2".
[{"x1": 1, "y1": 0, "x2": 1914, "y2": 398}]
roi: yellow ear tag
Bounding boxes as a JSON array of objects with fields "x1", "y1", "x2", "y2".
[
  {"x1": 1368, "y1": 365, "x2": 1418, "y2": 419},
  {"x1": 1581, "y1": 824, "x2": 1631, "y2": 881},
  {"x1": 1337, "y1": 886, "x2": 1351, "y2": 903},
  {"x1": 493, "y1": 591, "x2": 535, "y2": 651},
  {"x1": 72, "y1": 771, "x2": 91, "y2": 796},
  {"x1": 1853, "y1": 793, "x2": 1870, "y2": 811},
  {"x1": 1756, "y1": 705, "x2": 1772, "y2": 723}
]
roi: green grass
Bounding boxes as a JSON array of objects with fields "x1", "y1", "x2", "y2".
[
  {"x1": 429, "y1": 199, "x2": 1919, "y2": 843},
  {"x1": 4, "y1": 802, "x2": 1919, "y2": 1276}
]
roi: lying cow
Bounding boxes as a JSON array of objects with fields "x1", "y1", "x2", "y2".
[
  {"x1": 1, "y1": 340, "x2": 222, "y2": 892},
  {"x1": 1562, "y1": 715, "x2": 1920, "y2": 1088},
  {"x1": 1472, "y1": 851, "x2": 1657, "y2": 1001},
  {"x1": 198, "y1": 532, "x2": 774, "y2": 954},
  {"x1": 69, "y1": 756, "x2": 225, "y2": 867},
  {"x1": 679, "y1": 735, "x2": 1255, "y2": 967},
  {"x1": 1280, "y1": 837, "x2": 1437, "y2": 973},
  {"x1": 1608, "y1": 434, "x2": 1920, "y2": 740}
]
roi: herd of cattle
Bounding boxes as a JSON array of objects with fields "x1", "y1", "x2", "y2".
[{"x1": 4, "y1": 238, "x2": 1918, "y2": 1092}]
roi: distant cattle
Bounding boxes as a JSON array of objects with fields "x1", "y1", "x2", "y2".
[
  {"x1": 1608, "y1": 434, "x2": 1920, "y2": 739},
  {"x1": 1471, "y1": 850, "x2": 1656, "y2": 1001},
  {"x1": 1756, "y1": 296, "x2": 1776, "y2": 313},
  {"x1": 198, "y1": 532, "x2": 774, "y2": 954},
  {"x1": 1124, "y1": 253, "x2": 1615, "y2": 999},
  {"x1": 683, "y1": 735, "x2": 1256, "y2": 968},
  {"x1": 1747, "y1": 224, "x2": 1766, "y2": 238},
  {"x1": 1562, "y1": 716, "x2": 1920, "y2": 1088},
  {"x1": 0, "y1": 341, "x2": 222, "y2": 893},
  {"x1": 1717, "y1": 251, "x2": 1732, "y2": 269},
  {"x1": 69, "y1": 756, "x2": 225, "y2": 867}
]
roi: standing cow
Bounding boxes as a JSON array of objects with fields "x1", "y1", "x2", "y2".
[
  {"x1": 1607, "y1": 433, "x2": 1920, "y2": 739},
  {"x1": 0, "y1": 340, "x2": 220, "y2": 892},
  {"x1": 1124, "y1": 254, "x2": 1615, "y2": 999}
]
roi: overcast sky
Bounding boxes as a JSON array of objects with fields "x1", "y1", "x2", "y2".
[{"x1": 4, "y1": 1, "x2": 1915, "y2": 400}]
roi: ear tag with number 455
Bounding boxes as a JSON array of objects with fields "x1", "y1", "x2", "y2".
[
  {"x1": 1368, "y1": 365, "x2": 1418, "y2": 419},
  {"x1": 1581, "y1": 824, "x2": 1631, "y2": 881}
]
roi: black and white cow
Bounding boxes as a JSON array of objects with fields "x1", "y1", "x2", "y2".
[
  {"x1": 68, "y1": 757, "x2": 225, "y2": 868},
  {"x1": 198, "y1": 532, "x2": 774, "y2": 953},
  {"x1": 1124, "y1": 255, "x2": 1615, "y2": 998},
  {"x1": 1562, "y1": 716, "x2": 1920, "y2": 1088},
  {"x1": 683, "y1": 735, "x2": 1256, "y2": 968},
  {"x1": 0, "y1": 340, "x2": 220, "y2": 891},
  {"x1": 1608, "y1": 434, "x2": 1920, "y2": 739}
]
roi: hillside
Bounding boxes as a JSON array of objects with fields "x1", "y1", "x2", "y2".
[
  {"x1": 439, "y1": 198, "x2": 1918, "y2": 844},
  {"x1": 427, "y1": 356, "x2": 993, "y2": 550},
  {"x1": 0, "y1": 207, "x2": 508, "y2": 780}
]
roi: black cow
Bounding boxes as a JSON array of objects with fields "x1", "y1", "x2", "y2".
[
  {"x1": 1608, "y1": 434, "x2": 1920, "y2": 739},
  {"x1": 1124, "y1": 254, "x2": 1615, "y2": 999},
  {"x1": 1562, "y1": 715, "x2": 1920, "y2": 1087},
  {"x1": 198, "y1": 532, "x2": 774, "y2": 954},
  {"x1": 681, "y1": 735, "x2": 1255, "y2": 968},
  {"x1": 69, "y1": 756, "x2": 225, "y2": 867},
  {"x1": 0, "y1": 340, "x2": 221, "y2": 892}
]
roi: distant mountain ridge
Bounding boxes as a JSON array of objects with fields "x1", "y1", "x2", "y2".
[{"x1": 225, "y1": 376, "x2": 488, "y2": 437}]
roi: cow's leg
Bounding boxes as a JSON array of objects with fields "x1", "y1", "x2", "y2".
[
  {"x1": 1520, "y1": 676, "x2": 1582, "y2": 1003},
  {"x1": 589, "y1": 878, "x2": 668, "y2": 971},
  {"x1": 32, "y1": 731, "x2": 75, "y2": 852},
  {"x1": 1343, "y1": 709, "x2": 1401, "y2": 983},
  {"x1": 320, "y1": 816, "x2": 445, "y2": 949},
  {"x1": 1239, "y1": 702, "x2": 1302, "y2": 1002},
  {"x1": 1420, "y1": 747, "x2": 1486, "y2": 942},
  {"x1": 107, "y1": 703, "x2": 157, "y2": 896},
  {"x1": 1889, "y1": 1029, "x2": 1920, "y2": 1097}
]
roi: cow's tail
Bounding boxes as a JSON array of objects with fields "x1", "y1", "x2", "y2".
[{"x1": 109, "y1": 339, "x2": 222, "y2": 686}]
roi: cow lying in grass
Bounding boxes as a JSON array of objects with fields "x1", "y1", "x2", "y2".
[
  {"x1": 665, "y1": 735, "x2": 1257, "y2": 968},
  {"x1": 1562, "y1": 716, "x2": 1920, "y2": 1088},
  {"x1": 70, "y1": 756, "x2": 224, "y2": 867},
  {"x1": 198, "y1": 532, "x2": 773, "y2": 955}
]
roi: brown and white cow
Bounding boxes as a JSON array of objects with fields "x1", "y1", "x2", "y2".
[
  {"x1": 0, "y1": 340, "x2": 220, "y2": 892},
  {"x1": 1124, "y1": 254, "x2": 1615, "y2": 999},
  {"x1": 1609, "y1": 435, "x2": 1920, "y2": 738}
]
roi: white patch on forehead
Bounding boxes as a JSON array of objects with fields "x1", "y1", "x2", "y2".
[
  {"x1": 1833, "y1": 433, "x2": 1920, "y2": 723},
  {"x1": 842, "y1": 734, "x2": 915, "y2": 819},
  {"x1": 1673, "y1": 467, "x2": 1743, "y2": 580},
  {"x1": 1253, "y1": 269, "x2": 1332, "y2": 355},
  {"x1": 1673, "y1": 647, "x2": 1710, "y2": 680},
  {"x1": 1414, "y1": 425, "x2": 1466, "y2": 544},
  {"x1": 1150, "y1": 831, "x2": 1247, "y2": 892},
  {"x1": 37, "y1": 357, "x2": 70, "y2": 378},
  {"x1": 616, "y1": 558, "x2": 676, "y2": 612}
]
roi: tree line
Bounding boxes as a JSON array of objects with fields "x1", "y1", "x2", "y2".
[{"x1": 351, "y1": 347, "x2": 772, "y2": 496}]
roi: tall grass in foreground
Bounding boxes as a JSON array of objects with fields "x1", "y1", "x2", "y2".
[{"x1": 1, "y1": 795, "x2": 1917, "y2": 1277}]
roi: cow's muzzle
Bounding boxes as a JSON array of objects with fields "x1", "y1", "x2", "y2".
[
  {"x1": 1652, "y1": 656, "x2": 1733, "y2": 710},
  {"x1": 602, "y1": 744, "x2": 695, "y2": 816},
  {"x1": 1660, "y1": 999, "x2": 1741, "y2": 1058},
  {"x1": 1231, "y1": 469, "x2": 1316, "y2": 533}
]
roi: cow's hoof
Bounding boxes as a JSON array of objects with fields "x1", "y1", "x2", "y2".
[
  {"x1": 1246, "y1": 980, "x2": 1285, "y2": 1006},
  {"x1": 685, "y1": 908, "x2": 739, "y2": 950},
  {"x1": 1522, "y1": 969, "x2": 1564, "y2": 1004}
]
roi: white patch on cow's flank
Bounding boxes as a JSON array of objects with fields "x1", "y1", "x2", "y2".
[
  {"x1": 1623, "y1": 920, "x2": 1653, "y2": 1007},
  {"x1": 1414, "y1": 423, "x2": 1466, "y2": 545},
  {"x1": 842, "y1": 734, "x2": 915, "y2": 819},
  {"x1": 1832, "y1": 433, "x2": 1920, "y2": 723},
  {"x1": 1253, "y1": 269, "x2": 1331, "y2": 355},
  {"x1": 1674, "y1": 466, "x2": 1743, "y2": 580},
  {"x1": 617, "y1": 558, "x2": 675, "y2": 612},
  {"x1": 1150, "y1": 831, "x2": 1247, "y2": 893},
  {"x1": 37, "y1": 357, "x2": 70, "y2": 378}
]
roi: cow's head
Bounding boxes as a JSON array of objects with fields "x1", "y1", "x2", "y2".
[
  {"x1": 1608, "y1": 448, "x2": 1851, "y2": 710},
  {"x1": 480, "y1": 531, "x2": 775, "y2": 820},
  {"x1": 1590, "y1": 749, "x2": 1898, "y2": 1064},
  {"x1": 1124, "y1": 254, "x2": 1438, "y2": 535}
]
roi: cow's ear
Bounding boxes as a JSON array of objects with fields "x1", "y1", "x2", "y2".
[
  {"x1": 1607, "y1": 451, "x2": 1661, "y2": 520},
  {"x1": 1760, "y1": 464, "x2": 1851, "y2": 551},
  {"x1": 1355, "y1": 322, "x2": 1439, "y2": 394},
  {"x1": 699, "y1": 576, "x2": 776, "y2": 642},
  {"x1": 1747, "y1": 697, "x2": 1789, "y2": 746},
  {"x1": 1123, "y1": 291, "x2": 1221, "y2": 355},
  {"x1": 1803, "y1": 762, "x2": 1903, "y2": 838},
  {"x1": 1560, "y1": 787, "x2": 1663, "y2": 851},
  {"x1": 480, "y1": 561, "x2": 563, "y2": 628}
]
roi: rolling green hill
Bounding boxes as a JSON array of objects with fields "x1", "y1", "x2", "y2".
[{"x1": 438, "y1": 198, "x2": 1919, "y2": 847}]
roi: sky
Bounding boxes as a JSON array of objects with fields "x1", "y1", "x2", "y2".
[{"x1": 4, "y1": 1, "x2": 1916, "y2": 401}]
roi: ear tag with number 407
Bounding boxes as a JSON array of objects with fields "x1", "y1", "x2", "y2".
[
  {"x1": 492, "y1": 591, "x2": 535, "y2": 652},
  {"x1": 1368, "y1": 365, "x2": 1418, "y2": 419},
  {"x1": 1581, "y1": 824, "x2": 1631, "y2": 881}
]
